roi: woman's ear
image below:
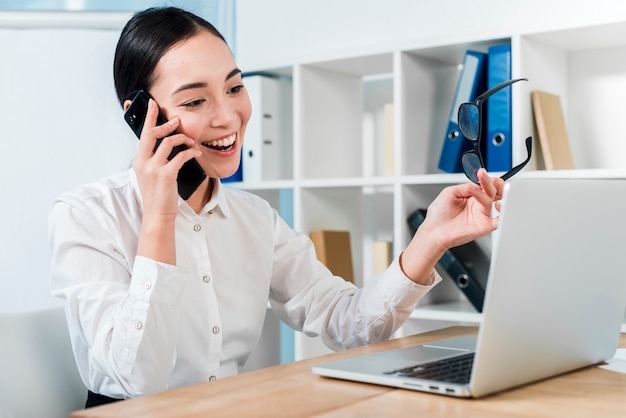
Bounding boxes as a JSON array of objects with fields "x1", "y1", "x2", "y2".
[{"x1": 123, "y1": 100, "x2": 132, "y2": 112}]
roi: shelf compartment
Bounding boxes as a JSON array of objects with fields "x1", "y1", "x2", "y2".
[
  {"x1": 517, "y1": 22, "x2": 626, "y2": 171},
  {"x1": 297, "y1": 185, "x2": 393, "y2": 287},
  {"x1": 294, "y1": 53, "x2": 394, "y2": 180},
  {"x1": 398, "y1": 39, "x2": 509, "y2": 177}
]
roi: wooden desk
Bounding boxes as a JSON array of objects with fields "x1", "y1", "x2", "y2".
[{"x1": 71, "y1": 326, "x2": 626, "y2": 418}]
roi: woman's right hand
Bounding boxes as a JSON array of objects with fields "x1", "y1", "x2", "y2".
[{"x1": 132, "y1": 98, "x2": 200, "y2": 264}]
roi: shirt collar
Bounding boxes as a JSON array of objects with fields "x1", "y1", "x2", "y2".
[
  {"x1": 178, "y1": 178, "x2": 232, "y2": 218},
  {"x1": 204, "y1": 178, "x2": 232, "y2": 217}
]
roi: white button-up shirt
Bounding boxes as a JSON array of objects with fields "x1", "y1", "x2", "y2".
[{"x1": 49, "y1": 169, "x2": 440, "y2": 399}]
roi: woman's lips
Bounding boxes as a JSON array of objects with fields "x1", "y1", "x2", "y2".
[{"x1": 201, "y1": 133, "x2": 236, "y2": 151}]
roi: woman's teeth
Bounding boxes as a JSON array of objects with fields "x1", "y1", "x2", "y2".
[{"x1": 202, "y1": 134, "x2": 236, "y2": 150}]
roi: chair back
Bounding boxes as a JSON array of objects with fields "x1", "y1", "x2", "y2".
[{"x1": 0, "y1": 306, "x2": 85, "y2": 418}]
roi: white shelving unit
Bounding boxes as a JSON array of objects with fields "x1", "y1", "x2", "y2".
[{"x1": 233, "y1": 20, "x2": 626, "y2": 362}]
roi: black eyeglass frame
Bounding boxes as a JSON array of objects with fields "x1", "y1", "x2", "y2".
[{"x1": 458, "y1": 78, "x2": 532, "y2": 184}]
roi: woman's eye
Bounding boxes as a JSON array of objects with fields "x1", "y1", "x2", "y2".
[
  {"x1": 183, "y1": 99, "x2": 204, "y2": 108},
  {"x1": 228, "y1": 85, "x2": 244, "y2": 94}
]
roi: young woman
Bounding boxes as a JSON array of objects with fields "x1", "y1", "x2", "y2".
[{"x1": 49, "y1": 7, "x2": 504, "y2": 407}]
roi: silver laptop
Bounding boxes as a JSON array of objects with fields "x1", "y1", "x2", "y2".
[{"x1": 313, "y1": 177, "x2": 626, "y2": 398}]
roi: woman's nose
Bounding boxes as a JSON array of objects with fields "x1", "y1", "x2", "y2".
[{"x1": 209, "y1": 98, "x2": 236, "y2": 128}]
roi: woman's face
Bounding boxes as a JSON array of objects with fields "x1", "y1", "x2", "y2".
[{"x1": 148, "y1": 30, "x2": 251, "y2": 180}]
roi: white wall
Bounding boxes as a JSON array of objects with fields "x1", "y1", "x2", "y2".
[
  {"x1": 235, "y1": 0, "x2": 626, "y2": 71},
  {"x1": 0, "y1": 14, "x2": 136, "y2": 312},
  {"x1": 0, "y1": 4, "x2": 235, "y2": 314}
]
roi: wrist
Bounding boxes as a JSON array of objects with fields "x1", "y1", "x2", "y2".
[
  {"x1": 399, "y1": 252, "x2": 435, "y2": 286},
  {"x1": 401, "y1": 225, "x2": 446, "y2": 285},
  {"x1": 137, "y1": 215, "x2": 177, "y2": 265}
]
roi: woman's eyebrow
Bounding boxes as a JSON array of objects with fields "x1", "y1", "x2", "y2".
[
  {"x1": 171, "y1": 68, "x2": 242, "y2": 96},
  {"x1": 226, "y1": 67, "x2": 242, "y2": 81},
  {"x1": 172, "y1": 82, "x2": 206, "y2": 96}
]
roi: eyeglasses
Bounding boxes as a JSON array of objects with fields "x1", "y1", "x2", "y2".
[{"x1": 458, "y1": 78, "x2": 532, "y2": 184}]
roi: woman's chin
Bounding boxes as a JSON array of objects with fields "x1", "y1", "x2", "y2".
[{"x1": 208, "y1": 166, "x2": 242, "y2": 181}]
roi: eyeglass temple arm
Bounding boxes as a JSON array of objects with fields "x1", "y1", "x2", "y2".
[
  {"x1": 474, "y1": 78, "x2": 528, "y2": 104},
  {"x1": 500, "y1": 137, "x2": 533, "y2": 181}
]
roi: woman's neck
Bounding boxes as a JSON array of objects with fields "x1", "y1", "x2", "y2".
[{"x1": 185, "y1": 177, "x2": 214, "y2": 214}]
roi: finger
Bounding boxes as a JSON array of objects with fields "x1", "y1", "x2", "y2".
[
  {"x1": 167, "y1": 146, "x2": 203, "y2": 169},
  {"x1": 479, "y1": 169, "x2": 505, "y2": 200},
  {"x1": 467, "y1": 185, "x2": 495, "y2": 211},
  {"x1": 150, "y1": 116, "x2": 180, "y2": 142},
  {"x1": 493, "y1": 177, "x2": 505, "y2": 201},
  {"x1": 477, "y1": 169, "x2": 497, "y2": 198},
  {"x1": 461, "y1": 180, "x2": 496, "y2": 211},
  {"x1": 136, "y1": 99, "x2": 162, "y2": 158},
  {"x1": 152, "y1": 133, "x2": 196, "y2": 162}
]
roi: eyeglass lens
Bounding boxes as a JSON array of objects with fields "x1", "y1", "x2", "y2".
[
  {"x1": 458, "y1": 104, "x2": 480, "y2": 141},
  {"x1": 462, "y1": 152, "x2": 482, "y2": 183}
]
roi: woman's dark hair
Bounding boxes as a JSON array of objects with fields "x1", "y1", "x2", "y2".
[{"x1": 113, "y1": 6, "x2": 227, "y2": 105}]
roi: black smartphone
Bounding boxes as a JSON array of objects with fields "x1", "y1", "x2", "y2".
[{"x1": 124, "y1": 90, "x2": 206, "y2": 200}]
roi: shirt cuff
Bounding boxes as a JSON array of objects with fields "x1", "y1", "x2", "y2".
[
  {"x1": 128, "y1": 255, "x2": 187, "y2": 306},
  {"x1": 381, "y1": 257, "x2": 442, "y2": 310}
]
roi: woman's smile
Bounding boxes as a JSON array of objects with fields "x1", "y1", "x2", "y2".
[{"x1": 201, "y1": 132, "x2": 237, "y2": 152}]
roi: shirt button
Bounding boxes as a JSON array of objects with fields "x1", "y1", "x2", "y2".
[
  {"x1": 193, "y1": 224, "x2": 201, "y2": 232},
  {"x1": 133, "y1": 321, "x2": 143, "y2": 330},
  {"x1": 209, "y1": 375, "x2": 217, "y2": 381},
  {"x1": 207, "y1": 209, "x2": 213, "y2": 215},
  {"x1": 212, "y1": 326, "x2": 220, "y2": 334},
  {"x1": 202, "y1": 275, "x2": 211, "y2": 283},
  {"x1": 143, "y1": 281, "x2": 152, "y2": 289}
]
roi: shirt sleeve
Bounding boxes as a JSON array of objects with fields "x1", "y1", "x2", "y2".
[
  {"x1": 268, "y1": 214, "x2": 442, "y2": 351},
  {"x1": 49, "y1": 197, "x2": 187, "y2": 398}
]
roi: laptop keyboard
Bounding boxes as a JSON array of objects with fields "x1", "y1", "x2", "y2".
[{"x1": 383, "y1": 352, "x2": 475, "y2": 384}]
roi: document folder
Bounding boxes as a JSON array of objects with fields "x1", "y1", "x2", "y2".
[
  {"x1": 241, "y1": 74, "x2": 293, "y2": 182},
  {"x1": 531, "y1": 90, "x2": 575, "y2": 170},
  {"x1": 438, "y1": 50, "x2": 487, "y2": 173},
  {"x1": 407, "y1": 208, "x2": 489, "y2": 312},
  {"x1": 310, "y1": 230, "x2": 355, "y2": 283},
  {"x1": 485, "y1": 44, "x2": 512, "y2": 172}
]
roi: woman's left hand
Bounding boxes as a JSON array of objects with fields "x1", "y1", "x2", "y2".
[
  {"x1": 400, "y1": 169, "x2": 504, "y2": 285},
  {"x1": 425, "y1": 168, "x2": 505, "y2": 251}
]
